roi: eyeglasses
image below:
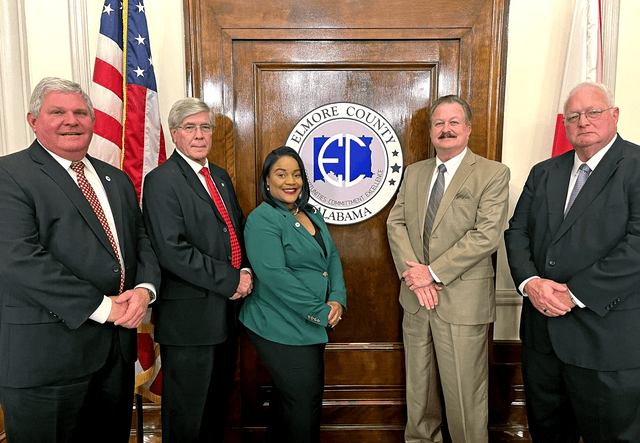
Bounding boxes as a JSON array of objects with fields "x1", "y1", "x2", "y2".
[
  {"x1": 177, "y1": 124, "x2": 213, "y2": 133},
  {"x1": 564, "y1": 108, "x2": 615, "y2": 124}
]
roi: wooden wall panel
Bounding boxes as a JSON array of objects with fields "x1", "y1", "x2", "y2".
[{"x1": 184, "y1": 0, "x2": 510, "y2": 440}]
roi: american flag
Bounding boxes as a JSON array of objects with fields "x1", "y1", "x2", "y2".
[
  {"x1": 89, "y1": 0, "x2": 166, "y2": 202},
  {"x1": 89, "y1": 0, "x2": 164, "y2": 400}
]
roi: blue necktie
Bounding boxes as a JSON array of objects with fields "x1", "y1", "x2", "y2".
[
  {"x1": 564, "y1": 163, "x2": 591, "y2": 217},
  {"x1": 423, "y1": 164, "x2": 446, "y2": 263}
]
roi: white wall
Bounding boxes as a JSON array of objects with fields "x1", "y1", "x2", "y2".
[
  {"x1": 496, "y1": 1, "x2": 577, "y2": 339},
  {"x1": 23, "y1": 0, "x2": 186, "y2": 153},
  {"x1": 6, "y1": 0, "x2": 640, "y2": 339},
  {"x1": 496, "y1": 0, "x2": 640, "y2": 339},
  {"x1": 616, "y1": 0, "x2": 640, "y2": 141}
]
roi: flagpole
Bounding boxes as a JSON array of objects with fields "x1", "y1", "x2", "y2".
[{"x1": 121, "y1": 0, "x2": 129, "y2": 170}]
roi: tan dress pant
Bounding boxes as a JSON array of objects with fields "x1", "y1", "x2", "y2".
[{"x1": 403, "y1": 307, "x2": 490, "y2": 443}]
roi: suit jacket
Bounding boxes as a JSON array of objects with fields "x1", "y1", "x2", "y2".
[
  {"x1": 505, "y1": 135, "x2": 640, "y2": 371},
  {"x1": 0, "y1": 141, "x2": 160, "y2": 388},
  {"x1": 142, "y1": 151, "x2": 249, "y2": 346},
  {"x1": 239, "y1": 202, "x2": 347, "y2": 346},
  {"x1": 387, "y1": 149, "x2": 510, "y2": 325}
]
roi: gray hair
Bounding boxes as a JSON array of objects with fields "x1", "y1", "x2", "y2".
[
  {"x1": 168, "y1": 98, "x2": 213, "y2": 130},
  {"x1": 564, "y1": 82, "x2": 615, "y2": 114},
  {"x1": 29, "y1": 77, "x2": 94, "y2": 120},
  {"x1": 430, "y1": 95, "x2": 472, "y2": 126}
]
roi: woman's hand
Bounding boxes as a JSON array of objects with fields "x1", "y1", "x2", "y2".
[{"x1": 327, "y1": 301, "x2": 344, "y2": 328}]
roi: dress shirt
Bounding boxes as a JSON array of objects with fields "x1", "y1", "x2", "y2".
[
  {"x1": 519, "y1": 135, "x2": 617, "y2": 308},
  {"x1": 174, "y1": 149, "x2": 220, "y2": 201},
  {"x1": 173, "y1": 149, "x2": 251, "y2": 276},
  {"x1": 427, "y1": 147, "x2": 467, "y2": 283},
  {"x1": 40, "y1": 142, "x2": 156, "y2": 323}
]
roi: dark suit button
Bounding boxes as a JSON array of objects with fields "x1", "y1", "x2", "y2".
[
  {"x1": 223, "y1": 227, "x2": 228, "y2": 233},
  {"x1": 549, "y1": 261, "x2": 556, "y2": 266},
  {"x1": 112, "y1": 265, "x2": 120, "y2": 273}
]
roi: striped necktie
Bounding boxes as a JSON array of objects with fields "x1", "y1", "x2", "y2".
[
  {"x1": 564, "y1": 163, "x2": 591, "y2": 217},
  {"x1": 71, "y1": 161, "x2": 124, "y2": 293},
  {"x1": 200, "y1": 167, "x2": 242, "y2": 268},
  {"x1": 423, "y1": 163, "x2": 446, "y2": 263}
]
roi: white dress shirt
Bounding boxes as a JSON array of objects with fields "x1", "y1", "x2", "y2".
[
  {"x1": 427, "y1": 147, "x2": 468, "y2": 282},
  {"x1": 41, "y1": 142, "x2": 155, "y2": 323},
  {"x1": 519, "y1": 135, "x2": 617, "y2": 307}
]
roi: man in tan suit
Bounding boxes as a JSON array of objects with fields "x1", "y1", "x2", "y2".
[{"x1": 387, "y1": 95, "x2": 510, "y2": 443}]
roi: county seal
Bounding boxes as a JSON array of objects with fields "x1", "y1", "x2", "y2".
[{"x1": 286, "y1": 102, "x2": 403, "y2": 225}]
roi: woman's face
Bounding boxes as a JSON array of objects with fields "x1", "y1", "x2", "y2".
[{"x1": 266, "y1": 155, "x2": 303, "y2": 210}]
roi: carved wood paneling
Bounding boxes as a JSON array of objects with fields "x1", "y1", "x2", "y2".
[{"x1": 184, "y1": 0, "x2": 510, "y2": 440}]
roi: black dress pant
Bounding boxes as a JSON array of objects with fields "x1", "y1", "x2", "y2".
[
  {"x1": 522, "y1": 344, "x2": 640, "y2": 443},
  {"x1": 160, "y1": 336, "x2": 237, "y2": 443},
  {"x1": 0, "y1": 327, "x2": 133, "y2": 443},
  {"x1": 246, "y1": 328, "x2": 326, "y2": 443}
]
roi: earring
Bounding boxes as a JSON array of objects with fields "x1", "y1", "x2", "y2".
[{"x1": 266, "y1": 184, "x2": 270, "y2": 191}]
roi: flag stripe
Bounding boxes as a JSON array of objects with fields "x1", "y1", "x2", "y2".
[
  {"x1": 90, "y1": 0, "x2": 165, "y2": 398},
  {"x1": 95, "y1": 33, "x2": 123, "y2": 72},
  {"x1": 551, "y1": 114, "x2": 573, "y2": 158},
  {"x1": 93, "y1": 109, "x2": 123, "y2": 148},
  {"x1": 92, "y1": 58, "x2": 124, "y2": 100},
  {"x1": 91, "y1": 82, "x2": 123, "y2": 122},
  {"x1": 122, "y1": 84, "x2": 148, "y2": 198}
]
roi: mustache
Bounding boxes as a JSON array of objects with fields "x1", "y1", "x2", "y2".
[{"x1": 438, "y1": 132, "x2": 457, "y2": 139}]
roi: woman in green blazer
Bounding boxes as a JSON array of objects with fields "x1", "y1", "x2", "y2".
[{"x1": 240, "y1": 146, "x2": 347, "y2": 443}]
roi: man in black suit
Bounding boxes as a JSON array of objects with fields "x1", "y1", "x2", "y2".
[
  {"x1": 505, "y1": 82, "x2": 640, "y2": 442},
  {"x1": 0, "y1": 77, "x2": 160, "y2": 443},
  {"x1": 142, "y1": 98, "x2": 252, "y2": 442}
]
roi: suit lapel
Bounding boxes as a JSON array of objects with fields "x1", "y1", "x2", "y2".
[
  {"x1": 30, "y1": 143, "x2": 118, "y2": 260},
  {"x1": 554, "y1": 142, "x2": 622, "y2": 241},
  {"x1": 417, "y1": 159, "x2": 436, "y2": 238},
  {"x1": 209, "y1": 167, "x2": 240, "y2": 229},
  {"x1": 307, "y1": 209, "x2": 329, "y2": 258},
  {"x1": 431, "y1": 150, "x2": 475, "y2": 233},
  {"x1": 546, "y1": 153, "x2": 573, "y2": 237},
  {"x1": 277, "y1": 203, "x2": 327, "y2": 258},
  {"x1": 172, "y1": 152, "x2": 220, "y2": 215},
  {"x1": 90, "y1": 156, "x2": 125, "y2": 260}
]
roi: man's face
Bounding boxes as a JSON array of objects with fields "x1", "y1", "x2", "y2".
[
  {"x1": 170, "y1": 111, "x2": 213, "y2": 166},
  {"x1": 27, "y1": 91, "x2": 94, "y2": 161},
  {"x1": 429, "y1": 102, "x2": 472, "y2": 158},
  {"x1": 564, "y1": 87, "x2": 619, "y2": 153}
]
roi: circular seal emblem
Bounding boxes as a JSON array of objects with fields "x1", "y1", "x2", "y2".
[{"x1": 286, "y1": 103, "x2": 403, "y2": 225}]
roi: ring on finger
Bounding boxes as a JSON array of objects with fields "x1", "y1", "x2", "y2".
[{"x1": 543, "y1": 308, "x2": 548, "y2": 313}]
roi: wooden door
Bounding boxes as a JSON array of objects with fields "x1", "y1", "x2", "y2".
[{"x1": 183, "y1": 1, "x2": 509, "y2": 441}]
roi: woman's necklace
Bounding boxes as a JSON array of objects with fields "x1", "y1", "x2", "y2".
[{"x1": 291, "y1": 206, "x2": 300, "y2": 216}]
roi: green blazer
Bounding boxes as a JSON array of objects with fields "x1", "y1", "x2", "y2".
[{"x1": 239, "y1": 202, "x2": 347, "y2": 345}]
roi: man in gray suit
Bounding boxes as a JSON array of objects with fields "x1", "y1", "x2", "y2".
[{"x1": 387, "y1": 95, "x2": 510, "y2": 443}]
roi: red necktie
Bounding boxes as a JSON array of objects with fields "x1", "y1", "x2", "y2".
[
  {"x1": 71, "y1": 162, "x2": 125, "y2": 293},
  {"x1": 200, "y1": 167, "x2": 242, "y2": 269}
]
